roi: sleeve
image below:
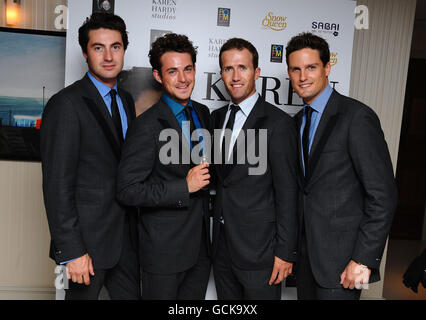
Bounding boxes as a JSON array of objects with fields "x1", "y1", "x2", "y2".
[
  {"x1": 269, "y1": 114, "x2": 299, "y2": 262},
  {"x1": 348, "y1": 106, "x2": 398, "y2": 269},
  {"x1": 116, "y1": 116, "x2": 190, "y2": 209},
  {"x1": 40, "y1": 94, "x2": 87, "y2": 264}
]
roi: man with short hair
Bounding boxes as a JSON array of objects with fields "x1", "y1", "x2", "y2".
[
  {"x1": 41, "y1": 13, "x2": 140, "y2": 300},
  {"x1": 117, "y1": 33, "x2": 211, "y2": 300},
  {"x1": 286, "y1": 32, "x2": 397, "y2": 300},
  {"x1": 211, "y1": 38, "x2": 299, "y2": 300}
]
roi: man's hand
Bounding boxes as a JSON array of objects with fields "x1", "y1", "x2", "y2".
[
  {"x1": 186, "y1": 163, "x2": 210, "y2": 193},
  {"x1": 340, "y1": 260, "x2": 371, "y2": 289},
  {"x1": 66, "y1": 253, "x2": 95, "y2": 285},
  {"x1": 269, "y1": 256, "x2": 293, "y2": 285}
]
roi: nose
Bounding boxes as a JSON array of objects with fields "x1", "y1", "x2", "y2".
[
  {"x1": 104, "y1": 48, "x2": 113, "y2": 61},
  {"x1": 300, "y1": 69, "x2": 307, "y2": 82},
  {"x1": 232, "y1": 69, "x2": 240, "y2": 82},
  {"x1": 177, "y1": 70, "x2": 186, "y2": 83}
]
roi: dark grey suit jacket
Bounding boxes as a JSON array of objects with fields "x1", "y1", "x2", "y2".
[
  {"x1": 40, "y1": 74, "x2": 136, "y2": 269},
  {"x1": 295, "y1": 89, "x2": 398, "y2": 288},
  {"x1": 116, "y1": 98, "x2": 211, "y2": 274},
  {"x1": 211, "y1": 96, "x2": 299, "y2": 270}
]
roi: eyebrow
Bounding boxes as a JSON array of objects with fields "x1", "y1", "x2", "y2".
[{"x1": 290, "y1": 63, "x2": 320, "y2": 70}]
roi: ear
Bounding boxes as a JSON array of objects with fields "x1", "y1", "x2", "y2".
[
  {"x1": 152, "y1": 69, "x2": 163, "y2": 85},
  {"x1": 82, "y1": 49, "x2": 88, "y2": 60},
  {"x1": 325, "y1": 62, "x2": 331, "y2": 77},
  {"x1": 254, "y1": 67, "x2": 261, "y2": 81}
]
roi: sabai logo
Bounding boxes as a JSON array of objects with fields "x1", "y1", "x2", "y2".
[
  {"x1": 270, "y1": 44, "x2": 283, "y2": 63},
  {"x1": 330, "y1": 52, "x2": 338, "y2": 67},
  {"x1": 262, "y1": 12, "x2": 287, "y2": 31},
  {"x1": 312, "y1": 21, "x2": 340, "y2": 37},
  {"x1": 217, "y1": 8, "x2": 231, "y2": 27},
  {"x1": 152, "y1": 0, "x2": 176, "y2": 20}
]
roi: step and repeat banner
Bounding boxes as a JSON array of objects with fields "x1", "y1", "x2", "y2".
[
  {"x1": 65, "y1": 0, "x2": 356, "y2": 116},
  {"x1": 62, "y1": 0, "x2": 356, "y2": 299}
]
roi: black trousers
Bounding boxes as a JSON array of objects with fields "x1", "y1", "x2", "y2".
[
  {"x1": 65, "y1": 217, "x2": 141, "y2": 300},
  {"x1": 296, "y1": 228, "x2": 361, "y2": 300},
  {"x1": 141, "y1": 223, "x2": 211, "y2": 300},
  {"x1": 213, "y1": 223, "x2": 281, "y2": 300}
]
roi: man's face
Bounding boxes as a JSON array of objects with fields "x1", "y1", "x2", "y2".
[
  {"x1": 220, "y1": 48, "x2": 260, "y2": 105},
  {"x1": 83, "y1": 28, "x2": 125, "y2": 88},
  {"x1": 287, "y1": 48, "x2": 330, "y2": 105},
  {"x1": 153, "y1": 52, "x2": 196, "y2": 106}
]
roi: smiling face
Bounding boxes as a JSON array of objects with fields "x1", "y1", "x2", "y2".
[
  {"x1": 287, "y1": 48, "x2": 331, "y2": 105},
  {"x1": 83, "y1": 28, "x2": 124, "y2": 88},
  {"x1": 220, "y1": 48, "x2": 260, "y2": 105},
  {"x1": 153, "y1": 52, "x2": 195, "y2": 106}
]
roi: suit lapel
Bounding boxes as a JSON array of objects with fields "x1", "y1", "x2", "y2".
[
  {"x1": 118, "y1": 88, "x2": 136, "y2": 126},
  {"x1": 80, "y1": 75, "x2": 122, "y2": 159},
  {"x1": 294, "y1": 110, "x2": 305, "y2": 189},
  {"x1": 305, "y1": 91, "x2": 340, "y2": 185}
]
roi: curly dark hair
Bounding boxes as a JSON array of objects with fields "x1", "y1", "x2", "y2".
[
  {"x1": 285, "y1": 32, "x2": 330, "y2": 67},
  {"x1": 78, "y1": 13, "x2": 129, "y2": 54},
  {"x1": 148, "y1": 33, "x2": 197, "y2": 73},
  {"x1": 219, "y1": 38, "x2": 259, "y2": 70}
]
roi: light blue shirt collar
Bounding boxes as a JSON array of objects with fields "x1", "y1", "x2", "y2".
[
  {"x1": 87, "y1": 71, "x2": 118, "y2": 98},
  {"x1": 305, "y1": 84, "x2": 333, "y2": 114}
]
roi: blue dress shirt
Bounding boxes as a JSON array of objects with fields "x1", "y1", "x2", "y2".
[
  {"x1": 300, "y1": 84, "x2": 333, "y2": 173},
  {"x1": 161, "y1": 93, "x2": 204, "y2": 151},
  {"x1": 87, "y1": 72, "x2": 128, "y2": 139}
]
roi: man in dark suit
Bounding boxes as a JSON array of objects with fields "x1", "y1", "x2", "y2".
[
  {"x1": 286, "y1": 32, "x2": 398, "y2": 300},
  {"x1": 116, "y1": 33, "x2": 211, "y2": 299},
  {"x1": 40, "y1": 13, "x2": 140, "y2": 300},
  {"x1": 211, "y1": 38, "x2": 299, "y2": 300}
]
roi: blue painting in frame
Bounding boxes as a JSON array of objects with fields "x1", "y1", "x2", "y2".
[{"x1": 0, "y1": 27, "x2": 66, "y2": 161}]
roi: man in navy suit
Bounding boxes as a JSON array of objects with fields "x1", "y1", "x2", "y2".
[{"x1": 286, "y1": 32, "x2": 397, "y2": 300}]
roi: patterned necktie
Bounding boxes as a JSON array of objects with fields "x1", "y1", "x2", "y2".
[
  {"x1": 109, "y1": 89, "x2": 123, "y2": 142},
  {"x1": 222, "y1": 104, "x2": 240, "y2": 164},
  {"x1": 302, "y1": 105, "x2": 313, "y2": 175}
]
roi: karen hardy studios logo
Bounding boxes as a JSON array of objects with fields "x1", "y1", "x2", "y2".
[
  {"x1": 270, "y1": 44, "x2": 283, "y2": 63},
  {"x1": 330, "y1": 52, "x2": 338, "y2": 67},
  {"x1": 152, "y1": 0, "x2": 177, "y2": 20},
  {"x1": 217, "y1": 8, "x2": 231, "y2": 27}
]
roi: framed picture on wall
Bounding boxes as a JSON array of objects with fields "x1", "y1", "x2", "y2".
[{"x1": 0, "y1": 27, "x2": 66, "y2": 161}]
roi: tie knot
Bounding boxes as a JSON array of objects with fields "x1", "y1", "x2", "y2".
[
  {"x1": 304, "y1": 105, "x2": 313, "y2": 116},
  {"x1": 230, "y1": 104, "x2": 240, "y2": 114},
  {"x1": 185, "y1": 105, "x2": 193, "y2": 112},
  {"x1": 110, "y1": 89, "x2": 117, "y2": 98}
]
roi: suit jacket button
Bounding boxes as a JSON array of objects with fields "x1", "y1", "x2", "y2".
[
  {"x1": 56, "y1": 250, "x2": 62, "y2": 254},
  {"x1": 177, "y1": 201, "x2": 182, "y2": 207}
]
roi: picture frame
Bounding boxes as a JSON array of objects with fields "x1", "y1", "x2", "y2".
[{"x1": 0, "y1": 27, "x2": 66, "y2": 161}]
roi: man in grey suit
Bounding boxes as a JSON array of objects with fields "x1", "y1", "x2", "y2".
[
  {"x1": 211, "y1": 38, "x2": 299, "y2": 300},
  {"x1": 286, "y1": 32, "x2": 397, "y2": 300},
  {"x1": 116, "y1": 33, "x2": 211, "y2": 299},
  {"x1": 40, "y1": 13, "x2": 140, "y2": 299}
]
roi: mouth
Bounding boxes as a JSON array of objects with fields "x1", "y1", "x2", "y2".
[
  {"x1": 299, "y1": 83, "x2": 312, "y2": 89},
  {"x1": 176, "y1": 84, "x2": 190, "y2": 90},
  {"x1": 231, "y1": 83, "x2": 243, "y2": 89},
  {"x1": 103, "y1": 65, "x2": 116, "y2": 71}
]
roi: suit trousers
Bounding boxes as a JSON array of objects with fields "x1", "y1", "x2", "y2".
[
  {"x1": 65, "y1": 216, "x2": 140, "y2": 300},
  {"x1": 213, "y1": 223, "x2": 281, "y2": 300},
  {"x1": 296, "y1": 226, "x2": 361, "y2": 300},
  {"x1": 141, "y1": 222, "x2": 211, "y2": 300}
]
